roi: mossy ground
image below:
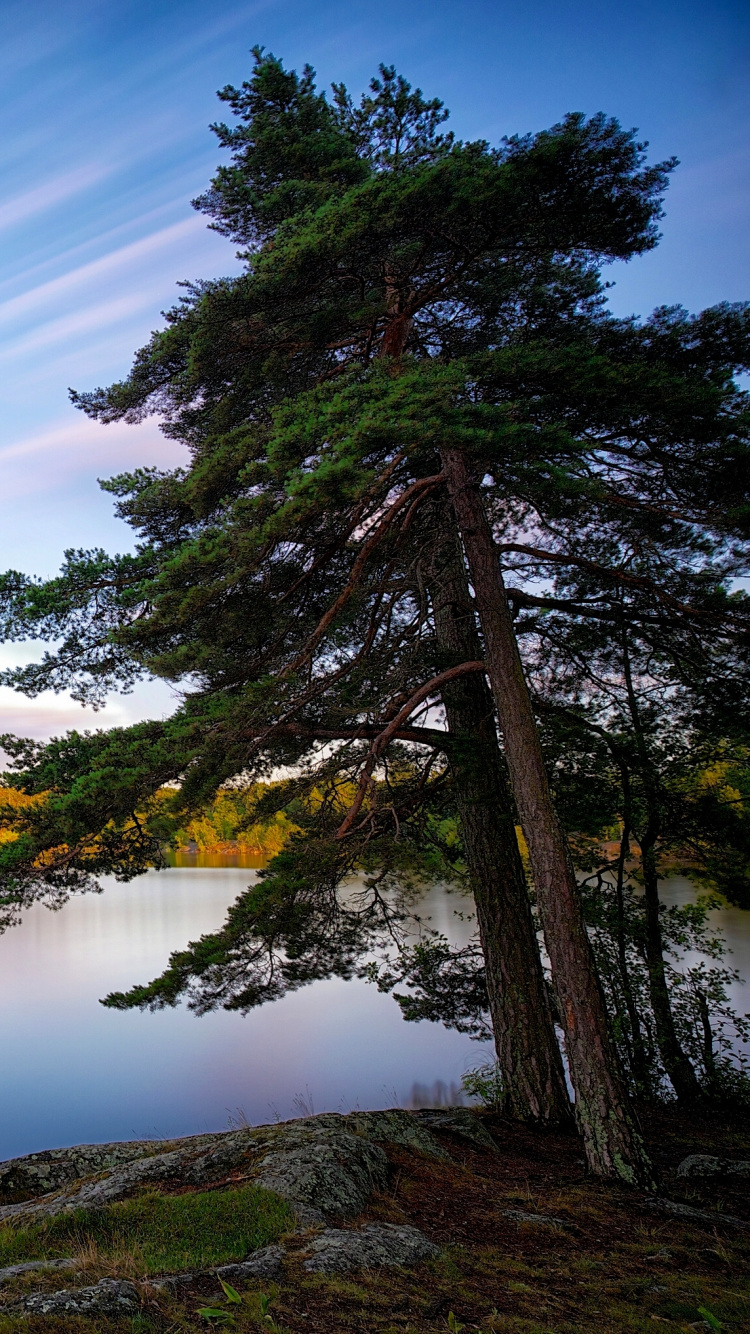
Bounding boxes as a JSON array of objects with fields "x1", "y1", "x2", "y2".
[{"x1": 0, "y1": 1106, "x2": 748, "y2": 1334}]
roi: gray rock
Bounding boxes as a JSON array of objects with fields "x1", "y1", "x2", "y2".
[
  {"x1": 19, "y1": 1278, "x2": 140, "y2": 1316},
  {"x1": 0, "y1": 1107, "x2": 453, "y2": 1229},
  {"x1": 0, "y1": 1117, "x2": 392, "y2": 1227},
  {"x1": 643, "y1": 1197, "x2": 749, "y2": 1229},
  {"x1": 148, "y1": 1272, "x2": 196, "y2": 1293},
  {"x1": 0, "y1": 1130, "x2": 258, "y2": 1225},
  {"x1": 676, "y1": 1154, "x2": 750, "y2": 1180},
  {"x1": 0, "y1": 1141, "x2": 159, "y2": 1201},
  {"x1": 0, "y1": 1130, "x2": 250, "y2": 1207},
  {"x1": 348, "y1": 1110, "x2": 450, "y2": 1160},
  {"x1": 150, "y1": 1244, "x2": 286, "y2": 1292},
  {"x1": 503, "y1": 1208, "x2": 569, "y2": 1230},
  {"x1": 303, "y1": 1223, "x2": 440, "y2": 1273},
  {"x1": 0, "y1": 1258, "x2": 77, "y2": 1284},
  {"x1": 253, "y1": 1127, "x2": 388, "y2": 1218},
  {"x1": 215, "y1": 1245, "x2": 286, "y2": 1282},
  {"x1": 181, "y1": 1134, "x2": 259, "y2": 1187},
  {"x1": 413, "y1": 1108, "x2": 497, "y2": 1151}
]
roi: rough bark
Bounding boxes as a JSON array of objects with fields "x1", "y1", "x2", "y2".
[
  {"x1": 441, "y1": 448, "x2": 655, "y2": 1188},
  {"x1": 430, "y1": 528, "x2": 571, "y2": 1124}
]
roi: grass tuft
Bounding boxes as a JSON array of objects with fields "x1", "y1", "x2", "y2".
[{"x1": 0, "y1": 1183, "x2": 292, "y2": 1276}]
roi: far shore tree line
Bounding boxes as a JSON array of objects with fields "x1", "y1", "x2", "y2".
[{"x1": 1, "y1": 52, "x2": 750, "y2": 1190}]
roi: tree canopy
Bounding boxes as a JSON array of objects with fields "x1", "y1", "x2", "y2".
[{"x1": 1, "y1": 50, "x2": 749, "y2": 1186}]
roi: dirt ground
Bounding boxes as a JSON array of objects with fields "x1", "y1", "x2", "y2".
[{"x1": 2, "y1": 1104, "x2": 749, "y2": 1334}]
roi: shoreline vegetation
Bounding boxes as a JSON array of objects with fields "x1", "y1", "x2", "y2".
[
  {"x1": 139, "y1": 783, "x2": 749, "y2": 881},
  {"x1": 162, "y1": 787, "x2": 300, "y2": 861},
  {"x1": 1, "y1": 776, "x2": 743, "y2": 874}
]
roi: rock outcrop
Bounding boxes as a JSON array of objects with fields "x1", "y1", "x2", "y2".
[
  {"x1": 643, "y1": 1197, "x2": 749, "y2": 1229},
  {"x1": 302, "y1": 1223, "x2": 440, "y2": 1273},
  {"x1": 0, "y1": 1107, "x2": 461, "y2": 1227},
  {"x1": 0, "y1": 1139, "x2": 182, "y2": 1201},
  {"x1": 149, "y1": 1244, "x2": 287, "y2": 1292},
  {"x1": 0, "y1": 1106, "x2": 483, "y2": 1312},
  {"x1": 676, "y1": 1153, "x2": 750, "y2": 1180},
  {"x1": 0, "y1": 1258, "x2": 77, "y2": 1284},
  {"x1": 20, "y1": 1278, "x2": 140, "y2": 1317}
]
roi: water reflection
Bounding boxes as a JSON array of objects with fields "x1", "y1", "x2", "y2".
[
  {"x1": 167, "y1": 850, "x2": 266, "y2": 870},
  {"x1": 0, "y1": 867, "x2": 747, "y2": 1163},
  {"x1": 657, "y1": 877, "x2": 750, "y2": 1027},
  {"x1": 0, "y1": 867, "x2": 487, "y2": 1161},
  {"x1": 405, "y1": 1080, "x2": 468, "y2": 1109}
]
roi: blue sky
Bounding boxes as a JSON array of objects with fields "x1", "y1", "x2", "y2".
[{"x1": 1, "y1": 0, "x2": 748, "y2": 740}]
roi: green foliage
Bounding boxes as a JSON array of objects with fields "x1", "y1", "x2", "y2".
[
  {"x1": 219, "y1": 1280, "x2": 243, "y2": 1304},
  {"x1": 0, "y1": 1184, "x2": 291, "y2": 1276},
  {"x1": 369, "y1": 935, "x2": 491, "y2": 1041},
  {"x1": 0, "y1": 47, "x2": 748, "y2": 1119},
  {"x1": 578, "y1": 874, "x2": 750, "y2": 1100},
  {"x1": 460, "y1": 1062, "x2": 506, "y2": 1110},
  {"x1": 375, "y1": 871, "x2": 750, "y2": 1106},
  {"x1": 697, "y1": 1308, "x2": 724, "y2": 1332}
]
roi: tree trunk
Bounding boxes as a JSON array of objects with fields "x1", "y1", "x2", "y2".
[
  {"x1": 639, "y1": 831, "x2": 702, "y2": 1101},
  {"x1": 441, "y1": 448, "x2": 655, "y2": 1188},
  {"x1": 620, "y1": 633, "x2": 702, "y2": 1103},
  {"x1": 430, "y1": 527, "x2": 571, "y2": 1124},
  {"x1": 695, "y1": 988, "x2": 717, "y2": 1089},
  {"x1": 612, "y1": 783, "x2": 652, "y2": 1098}
]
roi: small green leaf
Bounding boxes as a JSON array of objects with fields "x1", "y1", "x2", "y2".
[
  {"x1": 196, "y1": 1308, "x2": 233, "y2": 1324},
  {"x1": 447, "y1": 1314, "x2": 466, "y2": 1334},
  {"x1": 697, "y1": 1308, "x2": 724, "y2": 1332},
  {"x1": 219, "y1": 1279, "x2": 242, "y2": 1304},
  {"x1": 260, "y1": 1293, "x2": 272, "y2": 1317}
]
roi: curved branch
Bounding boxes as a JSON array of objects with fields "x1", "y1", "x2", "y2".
[
  {"x1": 286, "y1": 473, "x2": 444, "y2": 673},
  {"x1": 499, "y1": 544, "x2": 714, "y2": 619},
  {"x1": 336, "y1": 660, "x2": 485, "y2": 838}
]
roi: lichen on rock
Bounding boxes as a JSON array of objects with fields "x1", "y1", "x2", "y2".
[
  {"x1": 251, "y1": 1125, "x2": 388, "y2": 1218},
  {"x1": 0, "y1": 1107, "x2": 458, "y2": 1229},
  {"x1": 412, "y1": 1107, "x2": 498, "y2": 1151},
  {"x1": 676, "y1": 1154, "x2": 750, "y2": 1180},
  {"x1": 18, "y1": 1278, "x2": 140, "y2": 1316},
  {"x1": 302, "y1": 1223, "x2": 440, "y2": 1273}
]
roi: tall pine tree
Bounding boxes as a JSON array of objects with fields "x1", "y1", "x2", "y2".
[{"x1": 2, "y1": 52, "x2": 749, "y2": 1182}]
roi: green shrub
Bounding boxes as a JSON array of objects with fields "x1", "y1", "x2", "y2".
[{"x1": 461, "y1": 1062, "x2": 505, "y2": 1110}]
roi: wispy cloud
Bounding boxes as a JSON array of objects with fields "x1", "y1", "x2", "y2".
[
  {"x1": 0, "y1": 293, "x2": 155, "y2": 364},
  {"x1": 0, "y1": 164, "x2": 110, "y2": 233},
  {"x1": 0, "y1": 216, "x2": 205, "y2": 331},
  {"x1": 0, "y1": 415, "x2": 184, "y2": 499},
  {"x1": 0, "y1": 684, "x2": 177, "y2": 741}
]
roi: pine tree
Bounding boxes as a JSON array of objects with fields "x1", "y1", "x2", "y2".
[{"x1": 2, "y1": 51, "x2": 749, "y2": 1182}]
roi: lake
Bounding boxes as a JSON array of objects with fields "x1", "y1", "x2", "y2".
[
  {"x1": 0, "y1": 865, "x2": 487, "y2": 1162},
  {"x1": 0, "y1": 865, "x2": 747, "y2": 1163}
]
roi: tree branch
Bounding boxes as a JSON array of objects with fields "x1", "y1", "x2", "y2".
[{"x1": 336, "y1": 660, "x2": 485, "y2": 838}]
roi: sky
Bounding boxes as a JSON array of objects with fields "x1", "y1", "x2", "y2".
[{"x1": 0, "y1": 0, "x2": 748, "y2": 743}]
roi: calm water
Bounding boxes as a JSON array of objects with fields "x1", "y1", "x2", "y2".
[
  {"x1": 0, "y1": 867, "x2": 747, "y2": 1163},
  {"x1": 0, "y1": 867, "x2": 486, "y2": 1161},
  {"x1": 658, "y1": 877, "x2": 750, "y2": 1021}
]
